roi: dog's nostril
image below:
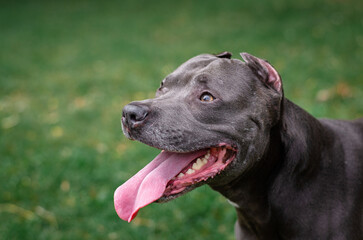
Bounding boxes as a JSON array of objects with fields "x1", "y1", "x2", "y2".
[
  {"x1": 129, "y1": 113, "x2": 136, "y2": 121},
  {"x1": 129, "y1": 113, "x2": 143, "y2": 122},
  {"x1": 123, "y1": 103, "x2": 150, "y2": 127}
]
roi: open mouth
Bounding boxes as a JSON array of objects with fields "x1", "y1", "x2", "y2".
[
  {"x1": 162, "y1": 145, "x2": 236, "y2": 197},
  {"x1": 114, "y1": 144, "x2": 237, "y2": 222}
]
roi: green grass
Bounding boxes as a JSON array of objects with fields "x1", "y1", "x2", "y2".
[{"x1": 0, "y1": 0, "x2": 362, "y2": 239}]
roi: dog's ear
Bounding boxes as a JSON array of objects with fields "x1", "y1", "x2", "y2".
[
  {"x1": 215, "y1": 51, "x2": 232, "y2": 59},
  {"x1": 240, "y1": 52, "x2": 282, "y2": 93}
]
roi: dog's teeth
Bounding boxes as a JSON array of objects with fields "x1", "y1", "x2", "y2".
[
  {"x1": 192, "y1": 155, "x2": 210, "y2": 170},
  {"x1": 192, "y1": 158, "x2": 202, "y2": 170},
  {"x1": 184, "y1": 151, "x2": 212, "y2": 175},
  {"x1": 192, "y1": 163, "x2": 198, "y2": 170},
  {"x1": 205, "y1": 150, "x2": 210, "y2": 159}
]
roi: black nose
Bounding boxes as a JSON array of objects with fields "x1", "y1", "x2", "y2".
[{"x1": 122, "y1": 103, "x2": 150, "y2": 128}]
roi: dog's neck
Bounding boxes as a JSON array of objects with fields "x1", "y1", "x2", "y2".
[{"x1": 211, "y1": 98, "x2": 327, "y2": 239}]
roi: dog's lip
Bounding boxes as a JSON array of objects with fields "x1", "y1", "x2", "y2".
[
  {"x1": 159, "y1": 143, "x2": 237, "y2": 200},
  {"x1": 157, "y1": 142, "x2": 238, "y2": 154}
]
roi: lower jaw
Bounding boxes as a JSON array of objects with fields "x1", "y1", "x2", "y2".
[{"x1": 160, "y1": 146, "x2": 236, "y2": 200}]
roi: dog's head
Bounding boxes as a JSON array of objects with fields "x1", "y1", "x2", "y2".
[{"x1": 115, "y1": 52, "x2": 283, "y2": 222}]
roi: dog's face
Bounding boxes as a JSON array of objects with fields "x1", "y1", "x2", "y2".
[{"x1": 121, "y1": 53, "x2": 283, "y2": 203}]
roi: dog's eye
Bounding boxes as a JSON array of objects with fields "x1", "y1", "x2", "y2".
[
  {"x1": 200, "y1": 93, "x2": 215, "y2": 102},
  {"x1": 158, "y1": 80, "x2": 165, "y2": 92}
]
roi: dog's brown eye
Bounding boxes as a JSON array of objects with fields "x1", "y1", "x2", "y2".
[{"x1": 200, "y1": 93, "x2": 215, "y2": 102}]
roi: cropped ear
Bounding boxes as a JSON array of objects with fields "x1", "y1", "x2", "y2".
[
  {"x1": 215, "y1": 51, "x2": 232, "y2": 59},
  {"x1": 240, "y1": 52, "x2": 282, "y2": 93}
]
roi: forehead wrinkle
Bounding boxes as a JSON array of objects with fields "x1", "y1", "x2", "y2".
[
  {"x1": 169, "y1": 58, "x2": 218, "y2": 86},
  {"x1": 194, "y1": 74, "x2": 209, "y2": 84}
]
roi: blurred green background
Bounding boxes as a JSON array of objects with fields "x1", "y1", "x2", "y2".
[{"x1": 0, "y1": 0, "x2": 362, "y2": 239}]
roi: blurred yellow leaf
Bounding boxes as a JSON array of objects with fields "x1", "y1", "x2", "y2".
[
  {"x1": 316, "y1": 89, "x2": 332, "y2": 102},
  {"x1": 51, "y1": 126, "x2": 64, "y2": 138},
  {"x1": 1, "y1": 115, "x2": 19, "y2": 129},
  {"x1": 60, "y1": 180, "x2": 70, "y2": 192},
  {"x1": 74, "y1": 97, "x2": 87, "y2": 109},
  {"x1": 335, "y1": 82, "x2": 352, "y2": 98}
]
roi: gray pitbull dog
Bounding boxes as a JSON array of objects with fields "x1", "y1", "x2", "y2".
[{"x1": 115, "y1": 52, "x2": 363, "y2": 239}]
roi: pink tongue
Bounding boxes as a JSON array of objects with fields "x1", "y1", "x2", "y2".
[{"x1": 114, "y1": 149, "x2": 207, "y2": 222}]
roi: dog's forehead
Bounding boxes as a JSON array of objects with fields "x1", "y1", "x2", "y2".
[
  {"x1": 167, "y1": 54, "x2": 246, "y2": 86},
  {"x1": 175, "y1": 54, "x2": 218, "y2": 73}
]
